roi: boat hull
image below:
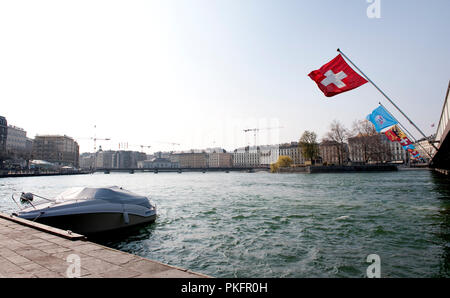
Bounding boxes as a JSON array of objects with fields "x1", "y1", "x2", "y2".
[{"x1": 29, "y1": 212, "x2": 156, "y2": 235}]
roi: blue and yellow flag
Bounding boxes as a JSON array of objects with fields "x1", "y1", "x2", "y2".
[{"x1": 366, "y1": 106, "x2": 398, "y2": 132}]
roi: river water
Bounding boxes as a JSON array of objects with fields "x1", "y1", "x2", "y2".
[{"x1": 0, "y1": 170, "x2": 449, "y2": 278}]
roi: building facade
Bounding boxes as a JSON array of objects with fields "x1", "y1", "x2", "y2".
[
  {"x1": 348, "y1": 133, "x2": 407, "y2": 164},
  {"x1": 233, "y1": 146, "x2": 260, "y2": 167},
  {"x1": 32, "y1": 135, "x2": 80, "y2": 167},
  {"x1": 259, "y1": 145, "x2": 279, "y2": 166},
  {"x1": 79, "y1": 152, "x2": 95, "y2": 169},
  {"x1": 175, "y1": 151, "x2": 208, "y2": 168},
  {"x1": 389, "y1": 139, "x2": 408, "y2": 163},
  {"x1": 25, "y1": 138, "x2": 33, "y2": 156},
  {"x1": 319, "y1": 140, "x2": 349, "y2": 165},
  {"x1": 208, "y1": 150, "x2": 232, "y2": 168},
  {"x1": 414, "y1": 136, "x2": 436, "y2": 163},
  {"x1": 6, "y1": 125, "x2": 28, "y2": 154},
  {"x1": 95, "y1": 150, "x2": 115, "y2": 168},
  {"x1": 278, "y1": 142, "x2": 305, "y2": 165},
  {"x1": 112, "y1": 150, "x2": 146, "y2": 168},
  {"x1": 0, "y1": 116, "x2": 7, "y2": 159},
  {"x1": 137, "y1": 158, "x2": 179, "y2": 169}
]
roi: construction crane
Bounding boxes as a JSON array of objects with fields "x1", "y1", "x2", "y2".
[
  {"x1": 92, "y1": 137, "x2": 111, "y2": 152},
  {"x1": 243, "y1": 126, "x2": 284, "y2": 147},
  {"x1": 77, "y1": 137, "x2": 111, "y2": 152},
  {"x1": 156, "y1": 141, "x2": 181, "y2": 152},
  {"x1": 158, "y1": 142, "x2": 180, "y2": 146},
  {"x1": 118, "y1": 143, "x2": 152, "y2": 152},
  {"x1": 89, "y1": 125, "x2": 111, "y2": 152},
  {"x1": 139, "y1": 145, "x2": 152, "y2": 153}
]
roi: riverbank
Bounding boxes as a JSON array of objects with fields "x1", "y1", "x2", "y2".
[
  {"x1": 0, "y1": 170, "x2": 91, "y2": 178},
  {"x1": 0, "y1": 168, "x2": 267, "y2": 177},
  {"x1": 277, "y1": 164, "x2": 399, "y2": 173},
  {"x1": 433, "y1": 168, "x2": 449, "y2": 175}
]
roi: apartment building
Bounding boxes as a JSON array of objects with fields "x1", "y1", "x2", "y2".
[
  {"x1": 208, "y1": 149, "x2": 232, "y2": 168},
  {"x1": 6, "y1": 125, "x2": 28, "y2": 153},
  {"x1": 32, "y1": 135, "x2": 80, "y2": 167},
  {"x1": 233, "y1": 146, "x2": 260, "y2": 167},
  {"x1": 319, "y1": 140, "x2": 349, "y2": 165},
  {"x1": 279, "y1": 142, "x2": 305, "y2": 165},
  {"x1": 259, "y1": 145, "x2": 279, "y2": 166},
  {"x1": 0, "y1": 116, "x2": 7, "y2": 158},
  {"x1": 175, "y1": 151, "x2": 208, "y2": 168},
  {"x1": 348, "y1": 133, "x2": 407, "y2": 164}
]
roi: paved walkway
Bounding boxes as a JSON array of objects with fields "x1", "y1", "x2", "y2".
[{"x1": 0, "y1": 213, "x2": 209, "y2": 278}]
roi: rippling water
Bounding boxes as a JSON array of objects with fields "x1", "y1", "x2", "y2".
[{"x1": 1, "y1": 170, "x2": 449, "y2": 277}]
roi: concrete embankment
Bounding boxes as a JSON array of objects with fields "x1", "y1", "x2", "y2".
[
  {"x1": 0, "y1": 213, "x2": 209, "y2": 278},
  {"x1": 278, "y1": 164, "x2": 398, "y2": 173},
  {"x1": 433, "y1": 168, "x2": 450, "y2": 175},
  {"x1": 0, "y1": 170, "x2": 91, "y2": 178},
  {"x1": 308, "y1": 165, "x2": 398, "y2": 173}
]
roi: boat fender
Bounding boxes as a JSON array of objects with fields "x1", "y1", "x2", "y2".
[{"x1": 123, "y1": 212, "x2": 129, "y2": 224}]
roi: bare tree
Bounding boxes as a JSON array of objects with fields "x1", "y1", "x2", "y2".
[
  {"x1": 349, "y1": 120, "x2": 392, "y2": 163},
  {"x1": 352, "y1": 119, "x2": 377, "y2": 136},
  {"x1": 323, "y1": 120, "x2": 350, "y2": 165}
]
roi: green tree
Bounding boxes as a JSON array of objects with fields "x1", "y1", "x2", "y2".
[
  {"x1": 277, "y1": 155, "x2": 293, "y2": 167},
  {"x1": 299, "y1": 131, "x2": 319, "y2": 164},
  {"x1": 270, "y1": 155, "x2": 293, "y2": 173},
  {"x1": 270, "y1": 162, "x2": 279, "y2": 173}
]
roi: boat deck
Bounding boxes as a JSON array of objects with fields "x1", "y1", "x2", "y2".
[{"x1": 0, "y1": 213, "x2": 209, "y2": 278}]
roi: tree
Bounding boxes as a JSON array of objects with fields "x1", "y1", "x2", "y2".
[
  {"x1": 299, "y1": 131, "x2": 319, "y2": 164},
  {"x1": 352, "y1": 119, "x2": 377, "y2": 136},
  {"x1": 350, "y1": 120, "x2": 374, "y2": 163},
  {"x1": 270, "y1": 155, "x2": 293, "y2": 173},
  {"x1": 270, "y1": 162, "x2": 279, "y2": 173},
  {"x1": 277, "y1": 155, "x2": 293, "y2": 167},
  {"x1": 323, "y1": 120, "x2": 350, "y2": 165},
  {"x1": 350, "y1": 119, "x2": 392, "y2": 163}
]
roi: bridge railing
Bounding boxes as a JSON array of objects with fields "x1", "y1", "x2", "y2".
[{"x1": 435, "y1": 81, "x2": 450, "y2": 150}]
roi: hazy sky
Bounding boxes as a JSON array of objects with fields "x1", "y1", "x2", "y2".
[{"x1": 1, "y1": 0, "x2": 449, "y2": 153}]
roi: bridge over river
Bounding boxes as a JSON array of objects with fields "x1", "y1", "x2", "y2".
[{"x1": 431, "y1": 81, "x2": 450, "y2": 174}]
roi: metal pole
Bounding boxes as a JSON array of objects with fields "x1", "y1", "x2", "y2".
[
  {"x1": 378, "y1": 102, "x2": 433, "y2": 160},
  {"x1": 337, "y1": 48, "x2": 437, "y2": 150},
  {"x1": 379, "y1": 102, "x2": 417, "y2": 141}
]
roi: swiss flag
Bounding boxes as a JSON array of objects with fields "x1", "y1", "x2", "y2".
[{"x1": 309, "y1": 54, "x2": 368, "y2": 97}]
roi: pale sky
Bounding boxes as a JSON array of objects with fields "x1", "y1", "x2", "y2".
[{"x1": 1, "y1": 0, "x2": 449, "y2": 153}]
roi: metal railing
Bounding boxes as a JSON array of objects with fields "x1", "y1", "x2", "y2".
[{"x1": 435, "y1": 81, "x2": 450, "y2": 150}]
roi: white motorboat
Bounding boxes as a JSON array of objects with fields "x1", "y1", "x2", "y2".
[{"x1": 12, "y1": 186, "x2": 157, "y2": 235}]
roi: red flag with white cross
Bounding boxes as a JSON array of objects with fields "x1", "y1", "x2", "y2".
[{"x1": 308, "y1": 54, "x2": 368, "y2": 97}]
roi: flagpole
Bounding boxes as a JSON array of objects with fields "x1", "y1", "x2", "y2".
[
  {"x1": 379, "y1": 103, "x2": 417, "y2": 142},
  {"x1": 336, "y1": 48, "x2": 437, "y2": 151},
  {"x1": 378, "y1": 102, "x2": 433, "y2": 160}
]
